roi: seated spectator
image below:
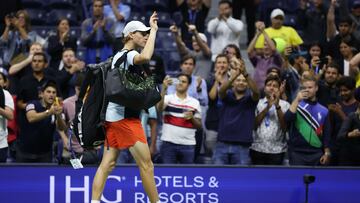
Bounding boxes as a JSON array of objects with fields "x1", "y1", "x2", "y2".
[
  {"x1": 0, "y1": 71, "x2": 14, "y2": 162},
  {"x1": 170, "y1": 24, "x2": 212, "y2": 80},
  {"x1": 247, "y1": 21, "x2": 282, "y2": 90},
  {"x1": 16, "y1": 80, "x2": 66, "y2": 162},
  {"x1": 255, "y1": 8, "x2": 303, "y2": 50},
  {"x1": 176, "y1": 0, "x2": 211, "y2": 48},
  {"x1": 207, "y1": 0, "x2": 244, "y2": 61},
  {"x1": 47, "y1": 18, "x2": 78, "y2": 69},
  {"x1": 251, "y1": 75, "x2": 290, "y2": 165},
  {"x1": 0, "y1": 10, "x2": 41, "y2": 68},
  {"x1": 81, "y1": 0, "x2": 115, "y2": 64},
  {"x1": 8, "y1": 42, "x2": 43, "y2": 94},
  {"x1": 157, "y1": 74, "x2": 202, "y2": 164},
  {"x1": 103, "y1": 0, "x2": 131, "y2": 52},
  {"x1": 214, "y1": 58, "x2": 260, "y2": 165},
  {"x1": 285, "y1": 75, "x2": 331, "y2": 166}
]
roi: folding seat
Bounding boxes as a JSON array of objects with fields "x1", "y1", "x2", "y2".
[
  {"x1": 128, "y1": 12, "x2": 147, "y2": 23},
  {"x1": 26, "y1": 9, "x2": 47, "y2": 26},
  {"x1": 142, "y1": 0, "x2": 169, "y2": 12},
  {"x1": 22, "y1": 0, "x2": 44, "y2": 9},
  {"x1": 47, "y1": 0, "x2": 75, "y2": 9},
  {"x1": 122, "y1": 0, "x2": 143, "y2": 12}
]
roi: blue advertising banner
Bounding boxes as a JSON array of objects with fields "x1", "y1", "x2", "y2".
[{"x1": 0, "y1": 165, "x2": 359, "y2": 203}]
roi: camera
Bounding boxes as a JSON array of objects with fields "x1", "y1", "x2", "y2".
[
  {"x1": 6, "y1": 12, "x2": 16, "y2": 19},
  {"x1": 319, "y1": 57, "x2": 328, "y2": 65},
  {"x1": 303, "y1": 174, "x2": 315, "y2": 184}
]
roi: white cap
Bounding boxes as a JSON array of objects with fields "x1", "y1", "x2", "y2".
[
  {"x1": 198, "y1": 33, "x2": 207, "y2": 43},
  {"x1": 270, "y1": 8, "x2": 285, "y2": 19},
  {"x1": 122, "y1": 21, "x2": 151, "y2": 37}
]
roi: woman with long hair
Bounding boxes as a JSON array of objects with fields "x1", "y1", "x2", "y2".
[{"x1": 91, "y1": 12, "x2": 160, "y2": 203}]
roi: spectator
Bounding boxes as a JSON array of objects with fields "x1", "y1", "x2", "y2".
[
  {"x1": 59, "y1": 73, "x2": 99, "y2": 165},
  {"x1": 285, "y1": 75, "x2": 331, "y2": 166},
  {"x1": 330, "y1": 76, "x2": 359, "y2": 165},
  {"x1": 339, "y1": 0, "x2": 360, "y2": 41},
  {"x1": 81, "y1": 0, "x2": 115, "y2": 64},
  {"x1": 316, "y1": 62, "x2": 340, "y2": 107},
  {"x1": 307, "y1": 42, "x2": 331, "y2": 75},
  {"x1": 0, "y1": 10, "x2": 41, "y2": 68},
  {"x1": 176, "y1": 0, "x2": 211, "y2": 48},
  {"x1": 297, "y1": 0, "x2": 328, "y2": 45},
  {"x1": 251, "y1": 75, "x2": 290, "y2": 165},
  {"x1": 8, "y1": 42, "x2": 43, "y2": 94},
  {"x1": 0, "y1": 72, "x2": 14, "y2": 162},
  {"x1": 55, "y1": 49, "x2": 85, "y2": 98},
  {"x1": 337, "y1": 39, "x2": 357, "y2": 76},
  {"x1": 207, "y1": 0, "x2": 244, "y2": 61},
  {"x1": 47, "y1": 18, "x2": 78, "y2": 69},
  {"x1": 255, "y1": 8, "x2": 303, "y2": 50},
  {"x1": 16, "y1": 80, "x2": 66, "y2": 162},
  {"x1": 282, "y1": 48, "x2": 309, "y2": 102},
  {"x1": 157, "y1": 74, "x2": 202, "y2": 164},
  {"x1": 222, "y1": 43, "x2": 242, "y2": 61},
  {"x1": 232, "y1": 0, "x2": 260, "y2": 45},
  {"x1": 214, "y1": 58, "x2": 260, "y2": 165},
  {"x1": 103, "y1": 0, "x2": 131, "y2": 52},
  {"x1": 336, "y1": 105, "x2": 360, "y2": 166},
  {"x1": 204, "y1": 54, "x2": 229, "y2": 158},
  {"x1": 170, "y1": 24, "x2": 212, "y2": 80},
  {"x1": 247, "y1": 21, "x2": 282, "y2": 90},
  {"x1": 327, "y1": 0, "x2": 360, "y2": 61},
  {"x1": 145, "y1": 54, "x2": 166, "y2": 85}
]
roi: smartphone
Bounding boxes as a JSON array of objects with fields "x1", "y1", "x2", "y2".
[
  {"x1": 171, "y1": 78, "x2": 179, "y2": 86},
  {"x1": 319, "y1": 57, "x2": 328, "y2": 65}
]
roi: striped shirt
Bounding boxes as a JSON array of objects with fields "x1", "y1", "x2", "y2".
[{"x1": 161, "y1": 94, "x2": 201, "y2": 145}]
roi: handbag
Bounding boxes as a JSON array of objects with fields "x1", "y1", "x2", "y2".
[{"x1": 105, "y1": 50, "x2": 161, "y2": 110}]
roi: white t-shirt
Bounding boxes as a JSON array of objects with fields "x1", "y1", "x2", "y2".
[
  {"x1": 0, "y1": 89, "x2": 14, "y2": 149},
  {"x1": 344, "y1": 60, "x2": 350, "y2": 76},
  {"x1": 161, "y1": 94, "x2": 201, "y2": 145},
  {"x1": 106, "y1": 50, "x2": 139, "y2": 122}
]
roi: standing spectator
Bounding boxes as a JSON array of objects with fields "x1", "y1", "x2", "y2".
[
  {"x1": 250, "y1": 75, "x2": 290, "y2": 165},
  {"x1": 297, "y1": 0, "x2": 328, "y2": 45},
  {"x1": 222, "y1": 44, "x2": 242, "y2": 61},
  {"x1": 103, "y1": 0, "x2": 131, "y2": 52},
  {"x1": 285, "y1": 75, "x2": 331, "y2": 166},
  {"x1": 207, "y1": 0, "x2": 244, "y2": 61},
  {"x1": 0, "y1": 76, "x2": 14, "y2": 162},
  {"x1": 329, "y1": 76, "x2": 359, "y2": 165},
  {"x1": 176, "y1": 0, "x2": 211, "y2": 48},
  {"x1": 55, "y1": 49, "x2": 85, "y2": 98},
  {"x1": 214, "y1": 58, "x2": 260, "y2": 165},
  {"x1": 339, "y1": 0, "x2": 360, "y2": 41},
  {"x1": 336, "y1": 106, "x2": 360, "y2": 166},
  {"x1": 337, "y1": 39, "x2": 356, "y2": 76},
  {"x1": 232, "y1": 0, "x2": 260, "y2": 45},
  {"x1": 47, "y1": 18, "x2": 78, "y2": 69},
  {"x1": 8, "y1": 42, "x2": 43, "y2": 94},
  {"x1": 247, "y1": 21, "x2": 282, "y2": 90},
  {"x1": 0, "y1": 10, "x2": 40, "y2": 68},
  {"x1": 327, "y1": 0, "x2": 360, "y2": 61},
  {"x1": 316, "y1": 62, "x2": 340, "y2": 107},
  {"x1": 204, "y1": 54, "x2": 229, "y2": 158},
  {"x1": 170, "y1": 24, "x2": 212, "y2": 80},
  {"x1": 255, "y1": 8, "x2": 303, "y2": 50},
  {"x1": 16, "y1": 81, "x2": 66, "y2": 162},
  {"x1": 157, "y1": 74, "x2": 202, "y2": 164},
  {"x1": 81, "y1": 0, "x2": 115, "y2": 64}
]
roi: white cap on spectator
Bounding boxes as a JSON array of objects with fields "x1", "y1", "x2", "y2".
[
  {"x1": 270, "y1": 8, "x2": 285, "y2": 19},
  {"x1": 198, "y1": 33, "x2": 208, "y2": 43},
  {"x1": 122, "y1": 21, "x2": 151, "y2": 37}
]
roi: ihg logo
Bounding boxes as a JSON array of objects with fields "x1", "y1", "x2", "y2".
[{"x1": 50, "y1": 175, "x2": 124, "y2": 203}]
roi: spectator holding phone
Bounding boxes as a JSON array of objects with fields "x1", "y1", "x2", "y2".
[{"x1": 285, "y1": 74, "x2": 331, "y2": 166}]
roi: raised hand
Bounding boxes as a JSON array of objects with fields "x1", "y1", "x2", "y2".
[{"x1": 149, "y1": 11, "x2": 158, "y2": 31}]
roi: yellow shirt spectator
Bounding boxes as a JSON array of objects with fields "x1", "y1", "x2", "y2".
[{"x1": 255, "y1": 26, "x2": 303, "y2": 49}]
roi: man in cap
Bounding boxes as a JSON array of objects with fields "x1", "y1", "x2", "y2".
[{"x1": 255, "y1": 8, "x2": 303, "y2": 50}]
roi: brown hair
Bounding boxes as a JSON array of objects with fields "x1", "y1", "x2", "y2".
[{"x1": 16, "y1": 10, "x2": 31, "y2": 32}]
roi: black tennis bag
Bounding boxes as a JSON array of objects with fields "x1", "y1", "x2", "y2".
[{"x1": 71, "y1": 58, "x2": 111, "y2": 148}]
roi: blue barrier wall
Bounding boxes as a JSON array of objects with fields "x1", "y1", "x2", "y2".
[{"x1": 0, "y1": 165, "x2": 359, "y2": 203}]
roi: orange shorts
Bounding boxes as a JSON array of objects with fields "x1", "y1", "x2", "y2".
[{"x1": 105, "y1": 118, "x2": 147, "y2": 149}]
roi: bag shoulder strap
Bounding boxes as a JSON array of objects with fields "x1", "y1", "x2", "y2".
[
  {"x1": 78, "y1": 68, "x2": 95, "y2": 101},
  {"x1": 114, "y1": 49, "x2": 134, "y2": 69}
]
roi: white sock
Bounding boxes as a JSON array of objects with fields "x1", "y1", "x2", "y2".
[{"x1": 91, "y1": 200, "x2": 100, "y2": 203}]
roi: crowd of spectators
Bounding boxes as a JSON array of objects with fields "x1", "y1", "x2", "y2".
[{"x1": 0, "y1": 0, "x2": 360, "y2": 167}]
